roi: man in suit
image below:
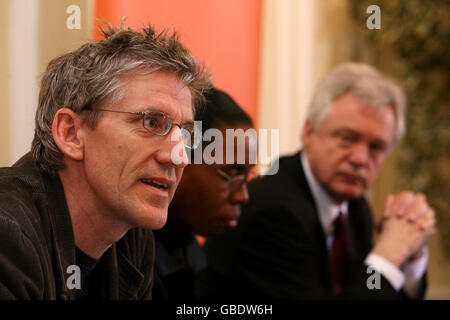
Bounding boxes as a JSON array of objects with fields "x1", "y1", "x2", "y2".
[
  {"x1": 197, "y1": 63, "x2": 435, "y2": 299},
  {"x1": 153, "y1": 88, "x2": 255, "y2": 300}
]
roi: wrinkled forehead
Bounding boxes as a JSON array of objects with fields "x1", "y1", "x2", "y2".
[
  {"x1": 122, "y1": 69, "x2": 191, "y2": 96},
  {"x1": 325, "y1": 94, "x2": 397, "y2": 143},
  {"x1": 109, "y1": 71, "x2": 193, "y2": 117}
]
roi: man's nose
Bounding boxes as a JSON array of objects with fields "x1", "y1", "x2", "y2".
[
  {"x1": 155, "y1": 126, "x2": 189, "y2": 168},
  {"x1": 349, "y1": 143, "x2": 369, "y2": 168},
  {"x1": 230, "y1": 183, "x2": 250, "y2": 205}
]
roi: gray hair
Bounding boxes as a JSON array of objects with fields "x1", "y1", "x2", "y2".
[
  {"x1": 31, "y1": 23, "x2": 211, "y2": 174},
  {"x1": 306, "y1": 62, "x2": 406, "y2": 144}
]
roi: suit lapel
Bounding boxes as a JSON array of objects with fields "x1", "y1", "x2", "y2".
[
  {"x1": 100, "y1": 241, "x2": 147, "y2": 299},
  {"x1": 282, "y1": 152, "x2": 333, "y2": 292},
  {"x1": 346, "y1": 199, "x2": 373, "y2": 273},
  {"x1": 42, "y1": 172, "x2": 77, "y2": 300}
]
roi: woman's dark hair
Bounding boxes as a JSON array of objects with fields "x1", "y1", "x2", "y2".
[{"x1": 196, "y1": 88, "x2": 253, "y2": 132}]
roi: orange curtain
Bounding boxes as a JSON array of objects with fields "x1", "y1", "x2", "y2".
[{"x1": 94, "y1": 0, "x2": 262, "y2": 125}]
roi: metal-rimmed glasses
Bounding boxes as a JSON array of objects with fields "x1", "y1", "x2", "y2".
[
  {"x1": 214, "y1": 167, "x2": 249, "y2": 190},
  {"x1": 89, "y1": 108, "x2": 201, "y2": 149}
]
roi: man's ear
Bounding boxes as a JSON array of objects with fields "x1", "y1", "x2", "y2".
[
  {"x1": 302, "y1": 120, "x2": 314, "y2": 145},
  {"x1": 52, "y1": 108, "x2": 85, "y2": 161}
]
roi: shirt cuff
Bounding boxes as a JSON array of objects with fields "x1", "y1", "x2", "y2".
[
  {"x1": 402, "y1": 246, "x2": 428, "y2": 297},
  {"x1": 365, "y1": 253, "x2": 405, "y2": 291}
]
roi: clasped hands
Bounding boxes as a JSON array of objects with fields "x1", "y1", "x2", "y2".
[{"x1": 373, "y1": 191, "x2": 436, "y2": 268}]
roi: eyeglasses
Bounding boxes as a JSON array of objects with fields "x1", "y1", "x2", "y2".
[
  {"x1": 214, "y1": 167, "x2": 249, "y2": 190},
  {"x1": 88, "y1": 108, "x2": 201, "y2": 149}
]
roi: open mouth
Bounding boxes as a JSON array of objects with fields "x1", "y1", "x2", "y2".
[{"x1": 140, "y1": 179, "x2": 169, "y2": 191}]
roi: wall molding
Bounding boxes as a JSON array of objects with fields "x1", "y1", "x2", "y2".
[{"x1": 10, "y1": 0, "x2": 39, "y2": 163}]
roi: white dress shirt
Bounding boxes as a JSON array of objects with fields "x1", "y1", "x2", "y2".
[{"x1": 300, "y1": 153, "x2": 427, "y2": 296}]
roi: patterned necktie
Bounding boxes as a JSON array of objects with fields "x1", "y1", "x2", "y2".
[{"x1": 331, "y1": 211, "x2": 348, "y2": 295}]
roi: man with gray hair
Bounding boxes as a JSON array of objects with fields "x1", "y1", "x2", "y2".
[
  {"x1": 0, "y1": 23, "x2": 210, "y2": 299},
  {"x1": 198, "y1": 63, "x2": 435, "y2": 299}
]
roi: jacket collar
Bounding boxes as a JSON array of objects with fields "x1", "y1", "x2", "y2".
[
  {"x1": 41, "y1": 170, "x2": 145, "y2": 299},
  {"x1": 300, "y1": 153, "x2": 349, "y2": 241},
  {"x1": 280, "y1": 151, "x2": 323, "y2": 233},
  {"x1": 41, "y1": 171, "x2": 78, "y2": 299}
]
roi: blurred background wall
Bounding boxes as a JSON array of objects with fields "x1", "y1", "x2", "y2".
[
  {"x1": 0, "y1": 0, "x2": 11, "y2": 167},
  {"x1": 1, "y1": 0, "x2": 93, "y2": 165},
  {"x1": 0, "y1": 0, "x2": 448, "y2": 299}
]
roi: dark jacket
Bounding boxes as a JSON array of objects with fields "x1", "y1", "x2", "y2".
[
  {"x1": 153, "y1": 218, "x2": 207, "y2": 300},
  {"x1": 198, "y1": 152, "x2": 426, "y2": 299},
  {"x1": 0, "y1": 153, "x2": 155, "y2": 299}
]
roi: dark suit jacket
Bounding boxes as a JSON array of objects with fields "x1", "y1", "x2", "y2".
[
  {"x1": 197, "y1": 152, "x2": 425, "y2": 299},
  {"x1": 153, "y1": 218, "x2": 207, "y2": 300},
  {"x1": 0, "y1": 154, "x2": 155, "y2": 299}
]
